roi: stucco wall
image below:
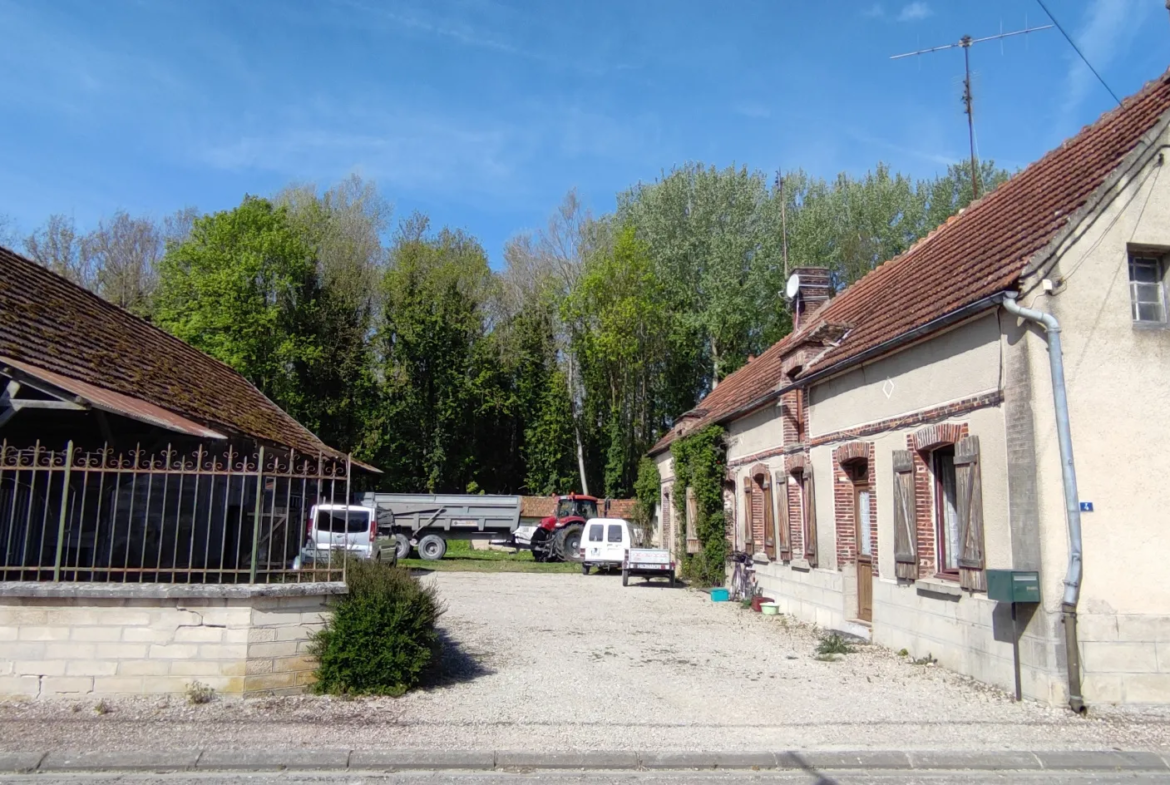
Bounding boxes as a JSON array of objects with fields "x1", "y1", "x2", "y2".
[
  {"x1": 1011, "y1": 125, "x2": 1170, "y2": 703},
  {"x1": 0, "y1": 583, "x2": 342, "y2": 699},
  {"x1": 810, "y1": 315, "x2": 1002, "y2": 438},
  {"x1": 726, "y1": 404, "x2": 785, "y2": 462},
  {"x1": 1023, "y1": 123, "x2": 1170, "y2": 619}
]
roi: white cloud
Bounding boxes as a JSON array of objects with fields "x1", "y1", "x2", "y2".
[
  {"x1": 862, "y1": 4, "x2": 884, "y2": 19},
  {"x1": 1059, "y1": 0, "x2": 1149, "y2": 123},
  {"x1": 897, "y1": 2, "x2": 932, "y2": 22}
]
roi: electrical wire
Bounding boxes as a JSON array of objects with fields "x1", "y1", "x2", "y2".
[{"x1": 1034, "y1": 0, "x2": 1122, "y2": 107}]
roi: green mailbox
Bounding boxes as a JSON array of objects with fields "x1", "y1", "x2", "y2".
[{"x1": 986, "y1": 569, "x2": 1040, "y2": 603}]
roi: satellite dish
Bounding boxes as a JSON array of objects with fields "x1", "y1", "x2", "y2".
[{"x1": 785, "y1": 273, "x2": 801, "y2": 300}]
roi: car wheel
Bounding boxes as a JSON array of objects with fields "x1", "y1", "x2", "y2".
[
  {"x1": 622, "y1": 569, "x2": 629, "y2": 587},
  {"x1": 582, "y1": 564, "x2": 590, "y2": 576}
]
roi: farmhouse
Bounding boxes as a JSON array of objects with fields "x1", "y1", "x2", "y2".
[
  {"x1": 0, "y1": 245, "x2": 364, "y2": 698},
  {"x1": 652, "y1": 70, "x2": 1170, "y2": 707}
]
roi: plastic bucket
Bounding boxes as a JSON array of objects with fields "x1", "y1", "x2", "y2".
[
  {"x1": 710, "y1": 588, "x2": 730, "y2": 602},
  {"x1": 761, "y1": 603, "x2": 779, "y2": 616}
]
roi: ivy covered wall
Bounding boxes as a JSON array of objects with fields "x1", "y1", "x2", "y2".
[{"x1": 669, "y1": 425, "x2": 728, "y2": 586}]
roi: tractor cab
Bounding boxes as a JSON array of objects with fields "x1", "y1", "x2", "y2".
[{"x1": 555, "y1": 495, "x2": 599, "y2": 521}]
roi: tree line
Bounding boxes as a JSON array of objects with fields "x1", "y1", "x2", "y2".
[{"x1": 1, "y1": 160, "x2": 1008, "y2": 497}]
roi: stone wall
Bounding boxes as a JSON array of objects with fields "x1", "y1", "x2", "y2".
[
  {"x1": 1078, "y1": 613, "x2": 1170, "y2": 704},
  {"x1": 0, "y1": 582, "x2": 345, "y2": 699}
]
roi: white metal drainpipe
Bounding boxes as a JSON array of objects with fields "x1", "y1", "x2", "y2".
[{"x1": 1002, "y1": 292, "x2": 1086, "y2": 713}]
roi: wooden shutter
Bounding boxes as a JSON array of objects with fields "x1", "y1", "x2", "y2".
[
  {"x1": 762, "y1": 476, "x2": 776, "y2": 561},
  {"x1": 893, "y1": 450, "x2": 918, "y2": 580},
  {"x1": 685, "y1": 486, "x2": 699, "y2": 554},
  {"x1": 742, "y1": 482, "x2": 752, "y2": 552},
  {"x1": 803, "y1": 466, "x2": 817, "y2": 566},
  {"x1": 955, "y1": 436, "x2": 986, "y2": 591},
  {"x1": 775, "y1": 471, "x2": 791, "y2": 558}
]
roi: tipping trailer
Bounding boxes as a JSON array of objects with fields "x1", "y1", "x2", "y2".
[{"x1": 356, "y1": 493, "x2": 521, "y2": 561}]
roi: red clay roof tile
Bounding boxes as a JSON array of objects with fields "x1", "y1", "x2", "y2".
[{"x1": 0, "y1": 245, "x2": 344, "y2": 459}]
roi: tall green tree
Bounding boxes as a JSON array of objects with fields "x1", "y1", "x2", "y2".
[
  {"x1": 372, "y1": 215, "x2": 505, "y2": 493},
  {"x1": 155, "y1": 197, "x2": 321, "y2": 420}
]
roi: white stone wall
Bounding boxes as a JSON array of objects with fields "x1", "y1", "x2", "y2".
[
  {"x1": 751, "y1": 560, "x2": 846, "y2": 632},
  {"x1": 1078, "y1": 613, "x2": 1170, "y2": 704},
  {"x1": 0, "y1": 584, "x2": 342, "y2": 699}
]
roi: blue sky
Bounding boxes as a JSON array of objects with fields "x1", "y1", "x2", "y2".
[{"x1": 0, "y1": 0, "x2": 1166, "y2": 266}]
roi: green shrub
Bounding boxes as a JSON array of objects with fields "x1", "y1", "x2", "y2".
[{"x1": 311, "y1": 559, "x2": 443, "y2": 696}]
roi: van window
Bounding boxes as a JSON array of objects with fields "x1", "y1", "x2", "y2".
[
  {"x1": 588, "y1": 524, "x2": 604, "y2": 542},
  {"x1": 607, "y1": 524, "x2": 624, "y2": 543},
  {"x1": 316, "y1": 509, "x2": 371, "y2": 533}
]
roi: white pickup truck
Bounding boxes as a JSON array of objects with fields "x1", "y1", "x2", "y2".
[{"x1": 623, "y1": 546, "x2": 676, "y2": 588}]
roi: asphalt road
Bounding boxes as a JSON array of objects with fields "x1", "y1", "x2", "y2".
[{"x1": 1, "y1": 770, "x2": 1166, "y2": 785}]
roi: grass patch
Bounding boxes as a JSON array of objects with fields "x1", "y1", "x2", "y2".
[
  {"x1": 815, "y1": 634, "x2": 854, "y2": 657},
  {"x1": 400, "y1": 539, "x2": 579, "y2": 573}
]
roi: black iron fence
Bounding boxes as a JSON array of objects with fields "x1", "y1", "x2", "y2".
[{"x1": 0, "y1": 440, "x2": 353, "y2": 584}]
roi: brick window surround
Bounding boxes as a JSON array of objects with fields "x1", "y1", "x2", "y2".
[
  {"x1": 908, "y1": 423, "x2": 969, "y2": 578},
  {"x1": 833, "y1": 441, "x2": 877, "y2": 575}
]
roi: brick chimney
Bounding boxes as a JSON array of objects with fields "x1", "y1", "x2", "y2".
[{"x1": 789, "y1": 266, "x2": 831, "y2": 329}]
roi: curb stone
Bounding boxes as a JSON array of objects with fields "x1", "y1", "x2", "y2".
[
  {"x1": 349, "y1": 750, "x2": 495, "y2": 770},
  {"x1": 4, "y1": 748, "x2": 1170, "y2": 772},
  {"x1": 496, "y1": 751, "x2": 639, "y2": 770},
  {"x1": 196, "y1": 749, "x2": 351, "y2": 771},
  {"x1": 40, "y1": 750, "x2": 201, "y2": 772},
  {"x1": 798, "y1": 751, "x2": 910, "y2": 770},
  {"x1": 908, "y1": 751, "x2": 1042, "y2": 770},
  {"x1": 0, "y1": 753, "x2": 45, "y2": 773},
  {"x1": 1034, "y1": 750, "x2": 1168, "y2": 771}
]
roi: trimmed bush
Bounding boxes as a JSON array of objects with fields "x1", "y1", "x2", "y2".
[{"x1": 311, "y1": 559, "x2": 442, "y2": 696}]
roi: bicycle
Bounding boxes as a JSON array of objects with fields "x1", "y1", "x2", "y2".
[{"x1": 728, "y1": 550, "x2": 759, "y2": 602}]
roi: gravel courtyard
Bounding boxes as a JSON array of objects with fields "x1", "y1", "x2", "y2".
[{"x1": 2, "y1": 571, "x2": 1168, "y2": 753}]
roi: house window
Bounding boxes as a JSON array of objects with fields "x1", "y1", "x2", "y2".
[
  {"x1": 933, "y1": 446, "x2": 960, "y2": 575},
  {"x1": 856, "y1": 486, "x2": 873, "y2": 558},
  {"x1": 1129, "y1": 254, "x2": 1167, "y2": 324}
]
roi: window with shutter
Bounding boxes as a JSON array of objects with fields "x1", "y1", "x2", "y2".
[
  {"x1": 803, "y1": 467, "x2": 817, "y2": 566},
  {"x1": 955, "y1": 435, "x2": 987, "y2": 591},
  {"x1": 775, "y1": 471, "x2": 791, "y2": 558},
  {"x1": 892, "y1": 450, "x2": 918, "y2": 580}
]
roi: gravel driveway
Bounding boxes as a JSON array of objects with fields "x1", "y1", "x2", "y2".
[{"x1": 2, "y1": 572, "x2": 1168, "y2": 752}]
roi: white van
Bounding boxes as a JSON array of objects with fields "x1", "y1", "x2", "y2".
[
  {"x1": 579, "y1": 517, "x2": 636, "y2": 575},
  {"x1": 293, "y1": 503, "x2": 393, "y2": 568}
]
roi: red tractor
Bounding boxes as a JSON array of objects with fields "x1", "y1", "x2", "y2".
[{"x1": 529, "y1": 493, "x2": 603, "y2": 563}]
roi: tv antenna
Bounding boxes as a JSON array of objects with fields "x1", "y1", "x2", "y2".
[{"x1": 892, "y1": 23, "x2": 1052, "y2": 200}]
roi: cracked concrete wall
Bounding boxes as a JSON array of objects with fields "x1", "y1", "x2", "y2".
[{"x1": 0, "y1": 593, "x2": 331, "y2": 698}]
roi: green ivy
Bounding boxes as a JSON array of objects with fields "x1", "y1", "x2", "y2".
[{"x1": 669, "y1": 425, "x2": 727, "y2": 587}]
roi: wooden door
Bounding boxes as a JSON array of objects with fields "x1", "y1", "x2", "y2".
[{"x1": 855, "y1": 486, "x2": 873, "y2": 622}]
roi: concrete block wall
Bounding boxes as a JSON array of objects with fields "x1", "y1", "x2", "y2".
[
  {"x1": 750, "y1": 561, "x2": 846, "y2": 631},
  {"x1": 1078, "y1": 613, "x2": 1170, "y2": 704},
  {"x1": 0, "y1": 583, "x2": 344, "y2": 699},
  {"x1": 870, "y1": 579, "x2": 1066, "y2": 705}
]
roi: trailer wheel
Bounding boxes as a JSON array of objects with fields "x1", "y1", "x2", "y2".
[
  {"x1": 581, "y1": 563, "x2": 590, "y2": 576},
  {"x1": 418, "y1": 534, "x2": 447, "y2": 561},
  {"x1": 621, "y1": 569, "x2": 629, "y2": 587},
  {"x1": 394, "y1": 533, "x2": 412, "y2": 561}
]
